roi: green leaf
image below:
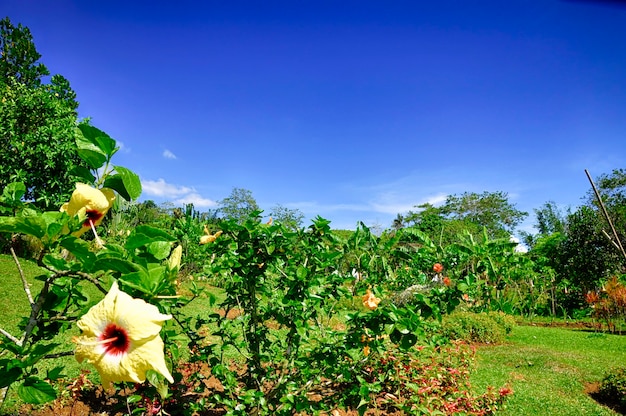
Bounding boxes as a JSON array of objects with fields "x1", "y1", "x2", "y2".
[
  {"x1": 103, "y1": 167, "x2": 141, "y2": 201},
  {"x1": 2, "y1": 182, "x2": 26, "y2": 203},
  {"x1": 148, "y1": 241, "x2": 172, "y2": 260},
  {"x1": 114, "y1": 166, "x2": 142, "y2": 200},
  {"x1": 70, "y1": 165, "x2": 96, "y2": 184},
  {"x1": 42, "y1": 253, "x2": 70, "y2": 271},
  {"x1": 119, "y1": 269, "x2": 155, "y2": 295},
  {"x1": 17, "y1": 377, "x2": 57, "y2": 404},
  {"x1": 76, "y1": 131, "x2": 107, "y2": 170},
  {"x1": 0, "y1": 359, "x2": 23, "y2": 388},
  {"x1": 101, "y1": 174, "x2": 128, "y2": 201},
  {"x1": 126, "y1": 226, "x2": 176, "y2": 250},
  {"x1": 0, "y1": 215, "x2": 47, "y2": 238},
  {"x1": 93, "y1": 257, "x2": 141, "y2": 274},
  {"x1": 126, "y1": 394, "x2": 143, "y2": 404},
  {"x1": 77, "y1": 124, "x2": 117, "y2": 157},
  {"x1": 46, "y1": 366, "x2": 65, "y2": 381},
  {"x1": 60, "y1": 236, "x2": 96, "y2": 267}
]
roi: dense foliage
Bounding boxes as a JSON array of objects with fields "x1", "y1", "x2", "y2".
[{"x1": 0, "y1": 17, "x2": 88, "y2": 210}]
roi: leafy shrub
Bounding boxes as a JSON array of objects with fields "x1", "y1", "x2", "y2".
[
  {"x1": 354, "y1": 342, "x2": 512, "y2": 414},
  {"x1": 440, "y1": 311, "x2": 515, "y2": 344},
  {"x1": 597, "y1": 367, "x2": 626, "y2": 411}
]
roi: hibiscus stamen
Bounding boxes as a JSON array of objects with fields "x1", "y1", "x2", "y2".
[{"x1": 89, "y1": 218, "x2": 105, "y2": 247}]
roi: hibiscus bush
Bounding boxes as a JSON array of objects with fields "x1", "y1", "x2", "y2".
[{"x1": 0, "y1": 126, "x2": 512, "y2": 415}]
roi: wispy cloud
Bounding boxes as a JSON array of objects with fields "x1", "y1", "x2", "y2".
[
  {"x1": 142, "y1": 178, "x2": 194, "y2": 198},
  {"x1": 117, "y1": 141, "x2": 130, "y2": 153},
  {"x1": 162, "y1": 149, "x2": 177, "y2": 159},
  {"x1": 370, "y1": 193, "x2": 447, "y2": 215},
  {"x1": 174, "y1": 193, "x2": 217, "y2": 209},
  {"x1": 141, "y1": 178, "x2": 217, "y2": 209}
]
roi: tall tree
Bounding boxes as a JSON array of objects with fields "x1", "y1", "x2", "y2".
[
  {"x1": 0, "y1": 18, "x2": 85, "y2": 209},
  {"x1": 219, "y1": 187, "x2": 260, "y2": 223},
  {"x1": 0, "y1": 17, "x2": 49, "y2": 87},
  {"x1": 404, "y1": 192, "x2": 527, "y2": 244},
  {"x1": 441, "y1": 191, "x2": 527, "y2": 237},
  {"x1": 269, "y1": 204, "x2": 304, "y2": 230}
]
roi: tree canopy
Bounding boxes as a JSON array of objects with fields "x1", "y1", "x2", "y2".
[{"x1": 0, "y1": 17, "x2": 86, "y2": 209}]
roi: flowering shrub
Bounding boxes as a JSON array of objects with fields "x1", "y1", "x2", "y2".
[
  {"x1": 0, "y1": 125, "x2": 513, "y2": 415},
  {"x1": 585, "y1": 276, "x2": 626, "y2": 333}
]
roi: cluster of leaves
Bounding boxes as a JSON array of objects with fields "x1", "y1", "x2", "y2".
[
  {"x1": 0, "y1": 17, "x2": 88, "y2": 211},
  {"x1": 585, "y1": 276, "x2": 626, "y2": 333},
  {"x1": 356, "y1": 343, "x2": 512, "y2": 414},
  {"x1": 0, "y1": 125, "x2": 187, "y2": 406},
  {"x1": 440, "y1": 311, "x2": 516, "y2": 344}
]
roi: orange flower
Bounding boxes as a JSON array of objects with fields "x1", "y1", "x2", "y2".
[
  {"x1": 585, "y1": 291, "x2": 599, "y2": 305},
  {"x1": 433, "y1": 263, "x2": 444, "y2": 273},
  {"x1": 462, "y1": 293, "x2": 470, "y2": 301},
  {"x1": 443, "y1": 276, "x2": 451, "y2": 287},
  {"x1": 363, "y1": 345, "x2": 371, "y2": 357},
  {"x1": 362, "y1": 289, "x2": 381, "y2": 310}
]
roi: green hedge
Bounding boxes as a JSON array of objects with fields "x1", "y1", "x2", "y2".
[{"x1": 440, "y1": 311, "x2": 516, "y2": 344}]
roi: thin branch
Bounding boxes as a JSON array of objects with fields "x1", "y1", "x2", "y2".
[
  {"x1": 0, "y1": 327, "x2": 21, "y2": 346},
  {"x1": 602, "y1": 229, "x2": 622, "y2": 251},
  {"x1": 585, "y1": 169, "x2": 626, "y2": 261},
  {"x1": 10, "y1": 245, "x2": 34, "y2": 306},
  {"x1": 44, "y1": 351, "x2": 74, "y2": 359}
]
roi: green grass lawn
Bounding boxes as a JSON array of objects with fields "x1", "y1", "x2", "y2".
[{"x1": 472, "y1": 324, "x2": 626, "y2": 415}]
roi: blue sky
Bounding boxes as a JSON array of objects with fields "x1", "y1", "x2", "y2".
[{"x1": 3, "y1": 0, "x2": 626, "y2": 233}]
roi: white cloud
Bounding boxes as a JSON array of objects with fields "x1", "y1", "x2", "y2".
[
  {"x1": 174, "y1": 193, "x2": 217, "y2": 208},
  {"x1": 142, "y1": 178, "x2": 194, "y2": 198},
  {"x1": 163, "y1": 149, "x2": 177, "y2": 159},
  {"x1": 370, "y1": 193, "x2": 447, "y2": 215},
  {"x1": 141, "y1": 178, "x2": 217, "y2": 209},
  {"x1": 117, "y1": 141, "x2": 130, "y2": 153}
]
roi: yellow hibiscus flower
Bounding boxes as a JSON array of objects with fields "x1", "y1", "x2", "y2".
[
  {"x1": 61, "y1": 183, "x2": 116, "y2": 239},
  {"x1": 199, "y1": 224, "x2": 222, "y2": 245},
  {"x1": 73, "y1": 282, "x2": 174, "y2": 390},
  {"x1": 362, "y1": 288, "x2": 381, "y2": 310}
]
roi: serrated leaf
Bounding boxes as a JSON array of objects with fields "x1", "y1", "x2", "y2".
[
  {"x1": 17, "y1": 377, "x2": 57, "y2": 404},
  {"x1": 114, "y1": 166, "x2": 142, "y2": 200},
  {"x1": 75, "y1": 132, "x2": 107, "y2": 170},
  {"x1": 77, "y1": 124, "x2": 117, "y2": 157}
]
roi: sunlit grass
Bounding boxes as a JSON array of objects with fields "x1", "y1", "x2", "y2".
[{"x1": 472, "y1": 324, "x2": 626, "y2": 415}]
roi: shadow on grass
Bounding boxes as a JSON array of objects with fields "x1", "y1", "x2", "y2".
[{"x1": 586, "y1": 382, "x2": 626, "y2": 415}]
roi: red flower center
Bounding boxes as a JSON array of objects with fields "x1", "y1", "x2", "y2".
[
  {"x1": 100, "y1": 323, "x2": 130, "y2": 355},
  {"x1": 83, "y1": 210, "x2": 104, "y2": 227}
]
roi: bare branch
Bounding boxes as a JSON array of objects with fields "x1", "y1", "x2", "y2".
[
  {"x1": 10, "y1": 245, "x2": 34, "y2": 306},
  {"x1": 0, "y1": 327, "x2": 22, "y2": 346}
]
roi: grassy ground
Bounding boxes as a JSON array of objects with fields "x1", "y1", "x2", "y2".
[{"x1": 472, "y1": 323, "x2": 626, "y2": 415}]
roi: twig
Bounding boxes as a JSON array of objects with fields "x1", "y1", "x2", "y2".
[
  {"x1": 0, "y1": 327, "x2": 21, "y2": 345},
  {"x1": 10, "y1": 245, "x2": 34, "y2": 306},
  {"x1": 585, "y1": 169, "x2": 626, "y2": 261},
  {"x1": 44, "y1": 351, "x2": 75, "y2": 359},
  {"x1": 602, "y1": 229, "x2": 622, "y2": 251}
]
